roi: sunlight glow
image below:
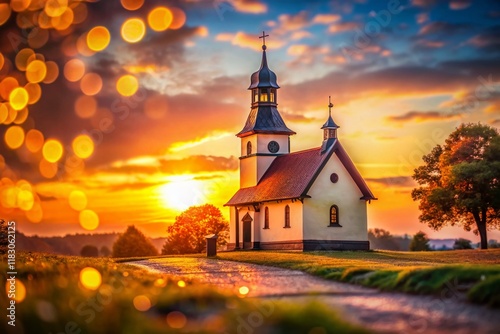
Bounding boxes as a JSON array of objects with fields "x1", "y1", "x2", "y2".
[
  {"x1": 158, "y1": 177, "x2": 204, "y2": 211},
  {"x1": 79, "y1": 267, "x2": 102, "y2": 290},
  {"x1": 69, "y1": 190, "x2": 87, "y2": 211}
]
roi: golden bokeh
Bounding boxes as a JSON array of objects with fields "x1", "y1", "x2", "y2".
[
  {"x1": 80, "y1": 72, "x2": 102, "y2": 96},
  {"x1": 148, "y1": 7, "x2": 173, "y2": 32},
  {"x1": 177, "y1": 280, "x2": 186, "y2": 288},
  {"x1": 9, "y1": 87, "x2": 29, "y2": 110},
  {"x1": 26, "y1": 202, "x2": 43, "y2": 223},
  {"x1": 43, "y1": 61, "x2": 59, "y2": 84},
  {"x1": 11, "y1": 0, "x2": 31, "y2": 13},
  {"x1": 14, "y1": 107, "x2": 29, "y2": 124},
  {"x1": 74, "y1": 95, "x2": 97, "y2": 118},
  {"x1": 15, "y1": 48, "x2": 35, "y2": 71},
  {"x1": 26, "y1": 59, "x2": 47, "y2": 83},
  {"x1": 39, "y1": 158, "x2": 58, "y2": 178},
  {"x1": 4, "y1": 125, "x2": 25, "y2": 149},
  {"x1": 17, "y1": 189, "x2": 34, "y2": 211},
  {"x1": 116, "y1": 75, "x2": 138, "y2": 96},
  {"x1": 42, "y1": 139, "x2": 63, "y2": 163},
  {"x1": 79, "y1": 267, "x2": 102, "y2": 290},
  {"x1": 71, "y1": 2, "x2": 87, "y2": 24},
  {"x1": 72, "y1": 134, "x2": 94, "y2": 159},
  {"x1": 121, "y1": 0, "x2": 144, "y2": 11},
  {"x1": 64, "y1": 58, "x2": 85, "y2": 82},
  {"x1": 5, "y1": 280, "x2": 26, "y2": 303},
  {"x1": 25, "y1": 83, "x2": 41, "y2": 104},
  {"x1": 51, "y1": 7, "x2": 74, "y2": 31},
  {"x1": 69, "y1": 190, "x2": 87, "y2": 211},
  {"x1": 121, "y1": 18, "x2": 145, "y2": 43},
  {"x1": 0, "y1": 53, "x2": 4, "y2": 70},
  {"x1": 0, "y1": 3, "x2": 11, "y2": 26},
  {"x1": 87, "y1": 26, "x2": 110, "y2": 52},
  {"x1": 0, "y1": 77, "x2": 19, "y2": 100},
  {"x1": 170, "y1": 7, "x2": 186, "y2": 30},
  {"x1": 45, "y1": 0, "x2": 68, "y2": 18},
  {"x1": 25, "y1": 129, "x2": 44, "y2": 152},
  {"x1": 166, "y1": 311, "x2": 187, "y2": 329},
  {"x1": 133, "y1": 295, "x2": 151, "y2": 312},
  {"x1": 77, "y1": 33, "x2": 95, "y2": 56},
  {"x1": 238, "y1": 286, "x2": 249, "y2": 295},
  {"x1": 79, "y1": 209, "x2": 99, "y2": 230},
  {"x1": 0, "y1": 104, "x2": 8, "y2": 123}
]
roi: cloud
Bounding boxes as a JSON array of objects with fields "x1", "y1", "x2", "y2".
[
  {"x1": 328, "y1": 21, "x2": 360, "y2": 34},
  {"x1": 385, "y1": 110, "x2": 460, "y2": 123},
  {"x1": 411, "y1": 0, "x2": 440, "y2": 7},
  {"x1": 449, "y1": 0, "x2": 471, "y2": 10},
  {"x1": 312, "y1": 14, "x2": 341, "y2": 24},
  {"x1": 418, "y1": 21, "x2": 470, "y2": 36},
  {"x1": 416, "y1": 12, "x2": 429, "y2": 24},
  {"x1": 467, "y1": 25, "x2": 500, "y2": 54},
  {"x1": 366, "y1": 176, "x2": 416, "y2": 187},
  {"x1": 231, "y1": 0, "x2": 268, "y2": 14},
  {"x1": 216, "y1": 31, "x2": 285, "y2": 50},
  {"x1": 276, "y1": 10, "x2": 310, "y2": 32}
]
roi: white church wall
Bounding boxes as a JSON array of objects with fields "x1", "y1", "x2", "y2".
[
  {"x1": 259, "y1": 201, "x2": 303, "y2": 242},
  {"x1": 303, "y1": 153, "x2": 368, "y2": 241},
  {"x1": 240, "y1": 158, "x2": 258, "y2": 188}
]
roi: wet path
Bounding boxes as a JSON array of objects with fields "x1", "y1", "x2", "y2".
[{"x1": 132, "y1": 258, "x2": 500, "y2": 334}]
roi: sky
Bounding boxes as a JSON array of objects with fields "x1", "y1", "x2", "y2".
[{"x1": 0, "y1": 0, "x2": 499, "y2": 242}]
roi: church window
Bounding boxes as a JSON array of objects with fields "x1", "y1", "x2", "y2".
[
  {"x1": 270, "y1": 89, "x2": 275, "y2": 102},
  {"x1": 253, "y1": 89, "x2": 258, "y2": 103},
  {"x1": 284, "y1": 205, "x2": 290, "y2": 228},
  {"x1": 264, "y1": 207, "x2": 269, "y2": 229},
  {"x1": 329, "y1": 205, "x2": 341, "y2": 227},
  {"x1": 247, "y1": 141, "x2": 252, "y2": 155},
  {"x1": 260, "y1": 88, "x2": 268, "y2": 102},
  {"x1": 330, "y1": 173, "x2": 339, "y2": 183}
]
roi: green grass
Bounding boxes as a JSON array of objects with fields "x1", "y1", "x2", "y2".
[
  {"x1": 0, "y1": 252, "x2": 368, "y2": 333},
  {"x1": 216, "y1": 249, "x2": 500, "y2": 307}
]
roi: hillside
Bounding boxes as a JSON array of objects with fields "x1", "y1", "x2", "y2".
[{"x1": 16, "y1": 230, "x2": 167, "y2": 256}]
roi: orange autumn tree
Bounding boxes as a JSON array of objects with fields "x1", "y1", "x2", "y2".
[
  {"x1": 112, "y1": 225, "x2": 158, "y2": 257},
  {"x1": 162, "y1": 204, "x2": 229, "y2": 254}
]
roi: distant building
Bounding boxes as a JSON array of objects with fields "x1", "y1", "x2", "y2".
[{"x1": 225, "y1": 35, "x2": 377, "y2": 251}]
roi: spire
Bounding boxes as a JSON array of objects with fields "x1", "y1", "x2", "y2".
[
  {"x1": 321, "y1": 96, "x2": 339, "y2": 130},
  {"x1": 321, "y1": 96, "x2": 339, "y2": 153},
  {"x1": 249, "y1": 31, "x2": 279, "y2": 89}
]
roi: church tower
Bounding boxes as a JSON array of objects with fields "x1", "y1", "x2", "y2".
[
  {"x1": 321, "y1": 96, "x2": 339, "y2": 153},
  {"x1": 237, "y1": 32, "x2": 295, "y2": 188}
]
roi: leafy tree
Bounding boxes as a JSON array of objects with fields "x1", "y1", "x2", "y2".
[
  {"x1": 453, "y1": 238, "x2": 473, "y2": 250},
  {"x1": 412, "y1": 123, "x2": 500, "y2": 249},
  {"x1": 80, "y1": 245, "x2": 99, "y2": 257},
  {"x1": 100, "y1": 245, "x2": 111, "y2": 257},
  {"x1": 162, "y1": 204, "x2": 229, "y2": 254},
  {"x1": 112, "y1": 225, "x2": 158, "y2": 258},
  {"x1": 368, "y1": 228, "x2": 400, "y2": 250},
  {"x1": 409, "y1": 231, "x2": 431, "y2": 251}
]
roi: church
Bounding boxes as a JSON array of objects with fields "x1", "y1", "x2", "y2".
[{"x1": 225, "y1": 34, "x2": 377, "y2": 251}]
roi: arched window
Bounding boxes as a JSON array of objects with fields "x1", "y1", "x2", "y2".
[
  {"x1": 329, "y1": 205, "x2": 341, "y2": 227},
  {"x1": 247, "y1": 141, "x2": 252, "y2": 155},
  {"x1": 284, "y1": 205, "x2": 290, "y2": 228},
  {"x1": 264, "y1": 207, "x2": 269, "y2": 229}
]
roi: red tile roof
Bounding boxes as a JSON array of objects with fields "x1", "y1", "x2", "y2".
[{"x1": 225, "y1": 140, "x2": 376, "y2": 206}]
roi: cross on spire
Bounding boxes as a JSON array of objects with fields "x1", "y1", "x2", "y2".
[
  {"x1": 259, "y1": 31, "x2": 269, "y2": 50},
  {"x1": 328, "y1": 96, "x2": 334, "y2": 116}
]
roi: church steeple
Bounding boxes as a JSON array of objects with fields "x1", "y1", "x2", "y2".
[
  {"x1": 237, "y1": 32, "x2": 295, "y2": 138},
  {"x1": 321, "y1": 96, "x2": 339, "y2": 153}
]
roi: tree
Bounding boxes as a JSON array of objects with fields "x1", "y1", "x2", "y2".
[
  {"x1": 368, "y1": 228, "x2": 400, "y2": 250},
  {"x1": 412, "y1": 123, "x2": 500, "y2": 249},
  {"x1": 453, "y1": 238, "x2": 473, "y2": 250},
  {"x1": 80, "y1": 245, "x2": 99, "y2": 257},
  {"x1": 162, "y1": 204, "x2": 229, "y2": 254},
  {"x1": 100, "y1": 245, "x2": 111, "y2": 257},
  {"x1": 112, "y1": 225, "x2": 158, "y2": 258},
  {"x1": 409, "y1": 231, "x2": 431, "y2": 251}
]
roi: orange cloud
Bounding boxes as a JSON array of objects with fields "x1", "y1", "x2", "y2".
[
  {"x1": 312, "y1": 14, "x2": 341, "y2": 24},
  {"x1": 216, "y1": 31, "x2": 285, "y2": 50},
  {"x1": 232, "y1": 0, "x2": 267, "y2": 14},
  {"x1": 385, "y1": 110, "x2": 460, "y2": 123},
  {"x1": 328, "y1": 22, "x2": 360, "y2": 34}
]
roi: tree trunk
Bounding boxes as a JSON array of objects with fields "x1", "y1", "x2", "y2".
[{"x1": 472, "y1": 209, "x2": 488, "y2": 249}]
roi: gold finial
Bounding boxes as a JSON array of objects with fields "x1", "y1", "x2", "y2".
[
  {"x1": 259, "y1": 31, "x2": 269, "y2": 50},
  {"x1": 328, "y1": 96, "x2": 334, "y2": 116}
]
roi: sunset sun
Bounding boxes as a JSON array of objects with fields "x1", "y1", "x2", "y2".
[{"x1": 158, "y1": 176, "x2": 204, "y2": 211}]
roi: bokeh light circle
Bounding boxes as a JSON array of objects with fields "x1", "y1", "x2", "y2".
[
  {"x1": 87, "y1": 26, "x2": 110, "y2": 52},
  {"x1": 148, "y1": 7, "x2": 173, "y2": 32},
  {"x1": 121, "y1": 18, "x2": 145, "y2": 43},
  {"x1": 116, "y1": 75, "x2": 138, "y2": 96},
  {"x1": 42, "y1": 139, "x2": 64, "y2": 163},
  {"x1": 79, "y1": 209, "x2": 99, "y2": 230},
  {"x1": 72, "y1": 134, "x2": 94, "y2": 159},
  {"x1": 79, "y1": 267, "x2": 102, "y2": 290}
]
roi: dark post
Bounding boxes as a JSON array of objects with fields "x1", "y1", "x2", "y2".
[{"x1": 205, "y1": 234, "x2": 218, "y2": 257}]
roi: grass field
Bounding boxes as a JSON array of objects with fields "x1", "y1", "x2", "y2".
[
  {"x1": 0, "y1": 252, "x2": 367, "y2": 334},
  {"x1": 217, "y1": 249, "x2": 500, "y2": 307}
]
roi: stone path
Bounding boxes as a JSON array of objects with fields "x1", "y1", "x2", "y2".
[{"x1": 132, "y1": 258, "x2": 500, "y2": 334}]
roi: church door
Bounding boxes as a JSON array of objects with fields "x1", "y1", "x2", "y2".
[{"x1": 242, "y1": 213, "x2": 253, "y2": 249}]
